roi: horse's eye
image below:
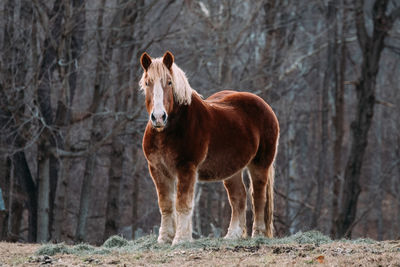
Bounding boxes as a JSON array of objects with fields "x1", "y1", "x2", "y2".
[{"x1": 168, "y1": 81, "x2": 172, "y2": 86}]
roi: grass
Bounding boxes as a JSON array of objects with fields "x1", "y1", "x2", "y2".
[
  {"x1": 35, "y1": 230, "x2": 378, "y2": 257},
  {"x1": 0, "y1": 233, "x2": 395, "y2": 267},
  {"x1": 35, "y1": 242, "x2": 111, "y2": 256},
  {"x1": 102, "y1": 235, "x2": 129, "y2": 248}
]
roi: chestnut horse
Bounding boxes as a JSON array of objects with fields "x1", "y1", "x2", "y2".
[{"x1": 140, "y1": 51, "x2": 279, "y2": 245}]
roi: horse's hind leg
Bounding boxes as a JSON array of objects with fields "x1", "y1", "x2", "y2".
[
  {"x1": 248, "y1": 163, "x2": 274, "y2": 238},
  {"x1": 223, "y1": 171, "x2": 247, "y2": 239}
]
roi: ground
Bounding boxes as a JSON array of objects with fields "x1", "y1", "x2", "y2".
[{"x1": 0, "y1": 232, "x2": 399, "y2": 266}]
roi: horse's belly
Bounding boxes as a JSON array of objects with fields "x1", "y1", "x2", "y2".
[
  {"x1": 197, "y1": 150, "x2": 253, "y2": 182},
  {"x1": 197, "y1": 119, "x2": 259, "y2": 181}
]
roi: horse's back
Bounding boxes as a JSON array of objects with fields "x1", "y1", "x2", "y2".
[
  {"x1": 206, "y1": 90, "x2": 278, "y2": 135},
  {"x1": 207, "y1": 90, "x2": 274, "y2": 115}
]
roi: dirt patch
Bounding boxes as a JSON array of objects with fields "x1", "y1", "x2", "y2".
[{"x1": 1, "y1": 232, "x2": 400, "y2": 266}]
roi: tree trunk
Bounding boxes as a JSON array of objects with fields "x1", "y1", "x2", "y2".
[
  {"x1": 103, "y1": 0, "x2": 139, "y2": 240},
  {"x1": 103, "y1": 141, "x2": 124, "y2": 240},
  {"x1": 205, "y1": 184, "x2": 213, "y2": 235},
  {"x1": 1, "y1": 0, "x2": 37, "y2": 242},
  {"x1": 52, "y1": 158, "x2": 71, "y2": 242},
  {"x1": 373, "y1": 104, "x2": 383, "y2": 240},
  {"x1": 35, "y1": 0, "x2": 65, "y2": 242},
  {"x1": 131, "y1": 170, "x2": 139, "y2": 237},
  {"x1": 194, "y1": 184, "x2": 203, "y2": 237},
  {"x1": 52, "y1": 0, "x2": 86, "y2": 242},
  {"x1": 0, "y1": 157, "x2": 11, "y2": 240},
  {"x1": 76, "y1": 0, "x2": 110, "y2": 241},
  {"x1": 336, "y1": 0, "x2": 398, "y2": 238},
  {"x1": 286, "y1": 96, "x2": 300, "y2": 234},
  {"x1": 330, "y1": 0, "x2": 347, "y2": 238},
  {"x1": 312, "y1": 0, "x2": 337, "y2": 229},
  {"x1": 10, "y1": 152, "x2": 37, "y2": 242},
  {"x1": 8, "y1": 165, "x2": 25, "y2": 242},
  {"x1": 75, "y1": 153, "x2": 96, "y2": 242},
  {"x1": 37, "y1": 141, "x2": 50, "y2": 242},
  {"x1": 8, "y1": 185, "x2": 23, "y2": 242},
  {"x1": 396, "y1": 141, "x2": 400, "y2": 239}
]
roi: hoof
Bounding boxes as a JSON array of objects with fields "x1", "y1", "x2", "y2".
[
  {"x1": 224, "y1": 229, "x2": 245, "y2": 239},
  {"x1": 157, "y1": 235, "x2": 173, "y2": 244},
  {"x1": 251, "y1": 229, "x2": 267, "y2": 238},
  {"x1": 172, "y1": 236, "x2": 192, "y2": 246}
]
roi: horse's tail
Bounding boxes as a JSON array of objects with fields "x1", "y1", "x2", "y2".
[
  {"x1": 265, "y1": 161, "x2": 275, "y2": 238},
  {"x1": 265, "y1": 136, "x2": 278, "y2": 238}
]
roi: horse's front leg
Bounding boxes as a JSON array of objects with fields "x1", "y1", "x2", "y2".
[
  {"x1": 149, "y1": 165, "x2": 176, "y2": 244},
  {"x1": 173, "y1": 165, "x2": 196, "y2": 245}
]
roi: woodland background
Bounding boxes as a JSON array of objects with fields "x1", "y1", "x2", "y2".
[{"x1": 0, "y1": 0, "x2": 399, "y2": 245}]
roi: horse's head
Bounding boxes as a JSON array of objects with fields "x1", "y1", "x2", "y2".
[{"x1": 139, "y1": 51, "x2": 192, "y2": 132}]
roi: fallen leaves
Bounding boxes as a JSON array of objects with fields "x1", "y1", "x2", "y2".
[{"x1": 315, "y1": 255, "x2": 325, "y2": 263}]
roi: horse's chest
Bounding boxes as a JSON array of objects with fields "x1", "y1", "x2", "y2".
[
  {"x1": 143, "y1": 136, "x2": 177, "y2": 170},
  {"x1": 146, "y1": 150, "x2": 175, "y2": 167}
]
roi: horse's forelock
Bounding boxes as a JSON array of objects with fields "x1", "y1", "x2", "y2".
[{"x1": 139, "y1": 58, "x2": 192, "y2": 105}]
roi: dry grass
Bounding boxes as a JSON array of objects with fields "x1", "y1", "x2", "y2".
[{"x1": 0, "y1": 231, "x2": 399, "y2": 266}]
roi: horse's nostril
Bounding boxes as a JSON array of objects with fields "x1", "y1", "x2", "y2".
[
  {"x1": 162, "y1": 112, "x2": 167, "y2": 122},
  {"x1": 151, "y1": 113, "x2": 156, "y2": 122}
]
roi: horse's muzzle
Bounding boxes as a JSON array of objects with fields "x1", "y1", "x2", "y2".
[{"x1": 151, "y1": 112, "x2": 168, "y2": 130}]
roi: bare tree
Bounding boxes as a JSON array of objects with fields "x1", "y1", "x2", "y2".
[
  {"x1": 336, "y1": 0, "x2": 400, "y2": 238},
  {"x1": 52, "y1": 0, "x2": 86, "y2": 242},
  {"x1": 330, "y1": 3, "x2": 348, "y2": 239},
  {"x1": 103, "y1": 0, "x2": 142, "y2": 240},
  {"x1": 311, "y1": 0, "x2": 338, "y2": 230}
]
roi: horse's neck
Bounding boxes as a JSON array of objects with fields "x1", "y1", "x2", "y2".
[
  {"x1": 169, "y1": 93, "x2": 207, "y2": 128},
  {"x1": 188, "y1": 92, "x2": 206, "y2": 111}
]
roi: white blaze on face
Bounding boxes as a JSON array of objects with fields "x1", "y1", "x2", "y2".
[{"x1": 152, "y1": 80, "x2": 166, "y2": 124}]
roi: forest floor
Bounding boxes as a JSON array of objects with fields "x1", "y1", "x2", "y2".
[{"x1": 0, "y1": 231, "x2": 399, "y2": 266}]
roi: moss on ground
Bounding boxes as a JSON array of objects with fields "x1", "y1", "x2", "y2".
[
  {"x1": 36, "y1": 242, "x2": 111, "y2": 256},
  {"x1": 102, "y1": 235, "x2": 129, "y2": 248},
  {"x1": 35, "y1": 231, "x2": 375, "y2": 257},
  {"x1": 36, "y1": 243, "x2": 71, "y2": 256}
]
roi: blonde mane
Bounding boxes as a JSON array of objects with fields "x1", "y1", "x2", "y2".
[{"x1": 139, "y1": 58, "x2": 193, "y2": 105}]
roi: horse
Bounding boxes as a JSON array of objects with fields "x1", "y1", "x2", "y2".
[{"x1": 140, "y1": 51, "x2": 279, "y2": 245}]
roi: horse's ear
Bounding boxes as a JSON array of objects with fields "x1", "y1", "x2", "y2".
[
  {"x1": 163, "y1": 51, "x2": 174, "y2": 70},
  {"x1": 140, "y1": 52, "x2": 152, "y2": 71}
]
